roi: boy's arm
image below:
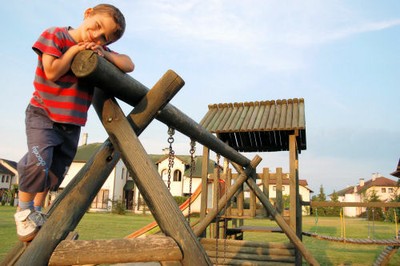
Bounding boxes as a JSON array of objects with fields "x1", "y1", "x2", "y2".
[
  {"x1": 43, "y1": 43, "x2": 134, "y2": 81},
  {"x1": 42, "y1": 44, "x2": 85, "y2": 82},
  {"x1": 103, "y1": 51, "x2": 135, "y2": 73},
  {"x1": 86, "y1": 42, "x2": 134, "y2": 73}
]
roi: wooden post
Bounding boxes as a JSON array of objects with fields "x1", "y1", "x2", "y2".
[
  {"x1": 10, "y1": 70, "x2": 187, "y2": 266},
  {"x1": 289, "y1": 133, "x2": 302, "y2": 265},
  {"x1": 93, "y1": 91, "x2": 211, "y2": 265},
  {"x1": 199, "y1": 146, "x2": 209, "y2": 237},
  {"x1": 71, "y1": 51, "x2": 251, "y2": 168},
  {"x1": 263, "y1": 167, "x2": 270, "y2": 217},
  {"x1": 276, "y1": 167, "x2": 283, "y2": 214}
]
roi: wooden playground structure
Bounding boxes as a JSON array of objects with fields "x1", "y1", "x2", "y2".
[{"x1": 2, "y1": 50, "x2": 399, "y2": 265}]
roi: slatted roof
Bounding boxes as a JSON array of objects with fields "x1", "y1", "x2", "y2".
[{"x1": 200, "y1": 98, "x2": 306, "y2": 153}]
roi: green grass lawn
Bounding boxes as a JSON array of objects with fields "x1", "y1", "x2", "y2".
[{"x1": 1, "y1": 205, "x2": 399, "y2": 265}]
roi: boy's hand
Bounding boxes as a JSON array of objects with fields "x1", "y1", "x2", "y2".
[{"x1": 81, "y1": 42, "x2": 106, "y2": 57}]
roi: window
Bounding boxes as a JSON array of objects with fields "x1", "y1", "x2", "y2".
[
  {"x1": 161, "y1": 169, "x2": 168, "y2": 180},
  {"x1": 173, "y1": 170, "x2": 182, "y2": 182},
  {"x1": 91, "y1": 189, "x2": 109, "y2": 209},
  {"x1": 381, "y1": 188, "x2": 386, "y2": 193},
  {"x1": 1, "y1": 175, "x2": 4, "y2": 182},
  {"x1": 388, "y1": 188, "x2": 394, "y2": 193}
]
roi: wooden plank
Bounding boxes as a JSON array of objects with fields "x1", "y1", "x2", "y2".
[
  {"x1": 259, "y1": 101, "x2": 272, "y2": 130},
  {"x1": 215, "y1": 103, "x2": 233, "y2": 132},
  {"x1": 49, "y1": 237, "x2": 182, "y2": 266},
  {"x1": 200, "y1": 238, "x2": 294, "y2": 249},
  {"x1": 292, "y1": 99, "x2": 299, "y2": 129},
  {"x1": 285, "y1": 100, "x2": 293, "y2": 129},
  {"x1": 298, "y1": 99, "x2": 305, "y2": 129},
  {"x1": 265, "y1": 102, "x2": 276, "y2": 130},
  {"x1": 200, "y1": 104, "x2": 218, "y2": 129},
  {"x1": 234, "y1": 103, "x2": 249, "y2": 131},
  {"x1": 272, "y1": 100, "x2": 282, "y2": 130},
  {"x1": 278, "y1": 100, "x2": 287, "y2": 130},
  {"x1": 222, "y1": 103, "x2": 238, "y2": 132},
  {"x1": 207, "y1": 104, "x2": 224, "y2": 132},
  {"x1": 247, "y1": 101, "x2": 260, "y2": 130},
  {"x1": 253, "y1": 101, "x2": 265, "y2": 129},
  {"x1": 242, "y1": 102, "x2": 256, "y2": 130},
  {"x1": 226, "y1": 226, "x2": 284, "y2": 234}
]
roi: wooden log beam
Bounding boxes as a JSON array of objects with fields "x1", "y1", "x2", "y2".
[
  {"x1": 93, "y1": 90, "x2": 212, "y2": 265},
  {"x1": 71, "y1": 50, "x2": 251, "y2": 168},
  {"x1": 48, "y1": 236, "x2": 182, "y2": 266},
  {"x1": 10, "y1": 71, "x2": 185, "y2": 266}
]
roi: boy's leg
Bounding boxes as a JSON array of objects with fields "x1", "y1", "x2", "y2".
[
  {"x1": 33, "y1": 190, "x2": 49, "y2": 211},
  {"x1": 15, "y1": 105, "x2": 56, "y2": 241}
]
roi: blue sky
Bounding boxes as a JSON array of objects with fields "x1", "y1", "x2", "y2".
[{"x1": 1, "y1": 0, "x2": 399, "y2": 195}]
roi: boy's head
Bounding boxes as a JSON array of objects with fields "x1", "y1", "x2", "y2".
[{"x1": 85, "y1": 4, "x2": 126, "y2": 44}]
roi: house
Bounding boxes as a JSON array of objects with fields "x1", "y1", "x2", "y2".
[
  {"x1": 335, "y1": 174, "x2": 400, "y2": 217},
  {"x1": 0, "y1": 159, "x2": 18, "y2": 204},
  {"x1": 58, "y1": 142, "x2": 314, "y2": 215},
  {"x1": 57, "y1": 143, "x2": 217, "y2": 212},
  {"x1": 247, "y1": 174, "x2": 313, "y2": 215}
]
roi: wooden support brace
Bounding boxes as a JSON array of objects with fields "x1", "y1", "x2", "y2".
[
  {"x1": 48, "y1": 236, "x2": 182, "y2": 266},
  {"x1": 94, "y1": 91, "x2": 211, "y2": 265}
]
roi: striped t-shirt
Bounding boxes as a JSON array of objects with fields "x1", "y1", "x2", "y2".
[{"x1": 31, "y1": 27, "x2": 96, "y2": 126}]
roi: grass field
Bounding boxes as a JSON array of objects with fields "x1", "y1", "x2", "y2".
[{"x1": 1, "y1": 205, "x2": 399, "y2": 265}]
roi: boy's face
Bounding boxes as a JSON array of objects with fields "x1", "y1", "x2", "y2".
[{"x1": 80, "y1": 9, "x2": 118, "y2": 45}]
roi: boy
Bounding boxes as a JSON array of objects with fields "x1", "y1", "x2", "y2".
[{"x1": 15, "y1": 4, "x2": 134, "y2": 242}]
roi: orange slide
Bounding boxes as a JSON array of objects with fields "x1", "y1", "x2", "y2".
[{"x1": 125, "y1": 184, "x2": 202, "y2": 239}]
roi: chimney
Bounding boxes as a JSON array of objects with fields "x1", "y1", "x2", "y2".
[
  {"x1": 162, "y1": 148, "x2": 170, "y2": 155},
  {"x1": 372, "y1": 173, "x2": 379, "y2": 181},
  {"x1": 359, "y1": 178, "x2": 364, "y2": 187},
  {"x1": 81, "y1": 133, "x2": 88, "y2": 145}
]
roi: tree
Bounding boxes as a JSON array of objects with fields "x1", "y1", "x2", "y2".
[
  {"x1": 312, "y1": 185, "x2": 328, "y2": 216},
  {"x1": 317, "y1": 185, "x2": 327, "y2": 202},
  {"x1": 366, "y1": 189, "x2": 384, "y2": 221},
  {"x1": 328, "y1": 190, "x2": 341, "y2": 216}
]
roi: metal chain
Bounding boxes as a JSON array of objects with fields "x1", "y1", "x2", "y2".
[
  {"x1": 167, "y1": 127, "x2": 175, "y2": 191},
  {"x1": 187, "y1": 139, "x2": 196, "y2": 224}
]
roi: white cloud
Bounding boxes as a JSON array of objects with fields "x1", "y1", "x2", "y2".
[{"x1": 123, "y1": 1, "x2": 400, "y2": 72}]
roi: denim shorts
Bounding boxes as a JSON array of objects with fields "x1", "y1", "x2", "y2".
[{"x1": 17, "y1": 105, "x2": 81, "y2": 193}]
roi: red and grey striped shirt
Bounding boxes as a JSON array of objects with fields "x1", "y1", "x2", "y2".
[{"x1": 31, "y1": 27, "x2": 97, "y2": 126}]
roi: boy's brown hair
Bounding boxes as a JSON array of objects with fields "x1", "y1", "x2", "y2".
[{"x1": 92, "y1": 4, "x2": 126, "y2": 43}]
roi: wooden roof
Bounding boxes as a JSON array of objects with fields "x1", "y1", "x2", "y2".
[{"x1": 200, "y1": 98, "x2": 306, "y2": 152}]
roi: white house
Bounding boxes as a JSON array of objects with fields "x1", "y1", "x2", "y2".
[
  {"x1": 57, "y1": 143, "x2": 217, "y2": 212},
  {"x1": 335, "y1": 174, "x2": 400, "y2": 217},
  {"x1": 0, "y1": 159, "x2": 18, "y2": 204}
]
